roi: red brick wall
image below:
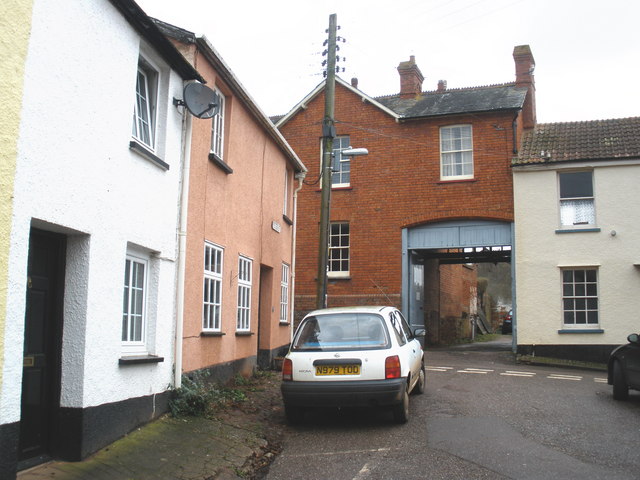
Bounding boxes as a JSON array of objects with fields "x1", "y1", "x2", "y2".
[
  {"x1": 282, "y1": 82, "x2": 518, "y2": 318},
  {"x1": 438, "y1": 264, "x2": 477, "y2": 344}
]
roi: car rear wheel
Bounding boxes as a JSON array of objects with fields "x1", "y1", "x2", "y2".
[
  {"x1": 612, "y1": 360, "x2": 629, "y2": 401},
  {"x1": 412, "y1": 364, "x2": 425, "y2": 395},
  {"x1": 285, "y1": 405, "x2": 305, "y2": 425},
  {"x1": 392, "y1": 388, "x2": 409, "y2": 424}
]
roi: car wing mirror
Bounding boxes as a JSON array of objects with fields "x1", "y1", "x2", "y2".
[
  {"x1": 412, "y1": 328, "x2": 426, "y2": 338},
  {"x1": 628, "y1": 333, "x2": 639, "y2": 344}
]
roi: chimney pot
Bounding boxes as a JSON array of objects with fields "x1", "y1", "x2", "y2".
[{"x1": 351, "y1": 77, "x2": 359, "y2": 89}]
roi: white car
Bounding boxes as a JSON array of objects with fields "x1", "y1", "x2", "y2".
[{"x1": 281, "y1": 306, "x2": 426, "y2": 424}]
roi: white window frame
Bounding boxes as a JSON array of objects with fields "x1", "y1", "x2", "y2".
[
  {"x1": 440, "y1": 125, "x2": 473, "y2": 180},
  {"x1": 558, "y1": 171, "x2": 595, "y2": 227},
  {"x1": 328, "y1": 222, "x2": 350, "y2": 278},
  {"x1": 280, "y1": 263, "x2": 290, "y2": 323},
  {"x1": 561, "y1": 268, "x2": 599, "y2": 328},
  {"x1": 210, "y1": 88, "x2": 226, "y2": 159},
  {"x1": 203, "y1": 243, "x2": 224, "y2": 332},
  {"x1": 236, "y1": 256, "x2": 252, "y2": 331},
  {"x1": 122, "y1": 253, "x2": 148, "y2": 354},
  {"x1": 332, "y1": 136, "x2": 351, "y2": 187},
  {"x1": 132, "y1": 60, "x2": 158, "y2": 151},
  {"x1": 283, "y1": 169, "x2": 289, "y2": 217},
  {"x1": 320, "y1": 136, "x2": 351, "y2": 188}
]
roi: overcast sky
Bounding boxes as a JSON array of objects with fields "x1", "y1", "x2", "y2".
[{"x1": 137, "y1": 0, "x2": 639, "y2": 124}]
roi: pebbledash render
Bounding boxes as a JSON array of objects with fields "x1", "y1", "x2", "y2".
[{"x1": 0, "y1": 0, "x2": 202, "y2": 477}]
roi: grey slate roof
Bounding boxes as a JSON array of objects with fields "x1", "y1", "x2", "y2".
[
  {"x1": 513, "y1": 117, "x2": 640, "y2": 166},
  {"x1": 376, "y1": 83, "x2": 528, "y2": 119}
]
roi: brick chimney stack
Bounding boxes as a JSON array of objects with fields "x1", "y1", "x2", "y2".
[
  {"x1": 397, "y1": 56, "x2": 424, "y2": 98},
  {"x1": 437, "y1": 80, "x2": 447, "y2": 92},
  {"x1": 513, "y1": 45, "x2": 536, "y2": 129}
]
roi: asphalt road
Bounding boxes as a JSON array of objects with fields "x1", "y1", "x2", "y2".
[{"x1": 266, "y1": 338, "x2": 640, "y2": 480}]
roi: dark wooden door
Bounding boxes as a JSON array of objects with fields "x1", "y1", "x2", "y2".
[{"x1": 19, "y1": 229, "x2": 66, "y2": 461}]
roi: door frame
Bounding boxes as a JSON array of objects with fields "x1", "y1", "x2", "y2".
[{"x1": 19, "y1": 228, "x2": 66, "y2": 467}]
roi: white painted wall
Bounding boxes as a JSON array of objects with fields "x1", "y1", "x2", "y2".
[
  {"x1": 1, "y1": 0, "x2": 186, "y2": 424},
  {"x1": 513, "y1": 161, "x2": 640, "y2": 347}
]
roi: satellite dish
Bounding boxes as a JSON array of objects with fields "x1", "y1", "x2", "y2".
[{"x1": 182, "y1": 82, "x2": 219, "y2": 119}]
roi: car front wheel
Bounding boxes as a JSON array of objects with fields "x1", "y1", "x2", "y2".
[
  {"x1": 393, "y1": 388, "x2": 409, "y2": 424},
  {"x1": 612, "y1": 360, "x2": 629, "y2": 401}
]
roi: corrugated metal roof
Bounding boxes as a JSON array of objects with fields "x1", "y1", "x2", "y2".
[
  {"x1": 376, "y1": 83, "x2": 527, "y2": 119},
  {"x1": 513, "y1": 117, "x2": 640, "y2": 165}
]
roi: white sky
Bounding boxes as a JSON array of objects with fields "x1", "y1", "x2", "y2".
[{"x1": 137, "y1": 0, "x2": 640, "y2": 123}]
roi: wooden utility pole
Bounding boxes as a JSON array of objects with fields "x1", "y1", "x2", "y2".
[{"x1": 316, "y1": 13, "x2": 337, "y2": 309}]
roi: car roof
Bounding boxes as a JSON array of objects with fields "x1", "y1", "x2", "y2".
[{"x1": 304, "y1": 306, "x2": 395, "y2": 317}]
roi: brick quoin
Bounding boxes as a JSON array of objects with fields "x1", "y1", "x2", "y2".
[{"x1": 279, "y1": 49, "x2": 533, "y2": 325}]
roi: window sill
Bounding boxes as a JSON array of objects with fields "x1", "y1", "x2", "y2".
[
  {"x1": 201, "y1": 331, "x2": 225, "y2": 337},
  {"x1": 437, "y1": 178, "x2": 476, "y2": 185},
  {"x1": 235, "y1": 331, "x2": 254, "y2": 337},
  {"x1": 555, "y1": 227, "x2": 601, "y2": 234},
  {"x1": 315, "y1": 186, "x2": 353, "y2": 192},
  {"x1": 209, "y1": 152, "x2": 233, "y2": 174},
  {"x1": 558, "y1": 329, "x2": 604, "y2": 334},
  {"x1": 119, "y1": 354, "x2": 164, "y2": 365},
  {"x1": 279, "y1": 322, "x2": 291, "y2": 326},
  {"x1": 129, "y1": 140, "x2": 170, "y2": 170},
  {"x1": 328, "y1": 274, "x2": 351, "y2": 281}
]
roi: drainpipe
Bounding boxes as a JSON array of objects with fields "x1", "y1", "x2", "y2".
[
  {"x1": 174, "y1": 107, "x2": 193, "y2": 389},
  {"x1": 289, "y1": 171, "x2": 306, "y2": 342},
  {"x1": 512, "y1": 113, "x2": 519, "y2": 154}
]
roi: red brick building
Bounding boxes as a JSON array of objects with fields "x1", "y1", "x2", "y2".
[{"x1": 276, "y1": 46, "x2": 536, "y2": 342}]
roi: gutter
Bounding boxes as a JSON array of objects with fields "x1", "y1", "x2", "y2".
[{"x1": 108, "y1": 0, "x2": 203, "y2": 82}]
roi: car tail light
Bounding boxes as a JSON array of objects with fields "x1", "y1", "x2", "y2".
[
  {"x1": 385, "y1": 355, "x2": 401, "y2": 379},
  {"x1": 282, "y1": 358, "x2": 293, "y2": 381}
]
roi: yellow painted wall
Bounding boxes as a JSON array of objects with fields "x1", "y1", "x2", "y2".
[{"x1": 0, "y1": 0, "x2": 34, "y2": 386}]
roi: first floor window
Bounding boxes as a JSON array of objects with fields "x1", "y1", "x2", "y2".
[
  {"x1": 211, "y1": 89, "x2": 226, "y2": 159},
  {"x1": 331, "y1": 136, "x2": 351, "y2": 187},
  {"x1": 559, "y1": 171, "x2": 595, "y2": 226},
  {"x1": 440, "y1": 125, "x2": 473, "y2": 180},
  {"x1": 132, "y1": 61, "x2": 158, "y2": 150},
  {"x1": 328, "y1": 222, "x2": 350, "y2": 277},
  {"x1": 237, "y1": 256, "x2": 252, "y2": 331},
  {"x1": 203, "y1": 243, "x2": 223, "y2": 331},
  {"x1": 122, "y1": 254, "x2": 147, "y2": 347},
  {"x1": 280, "y1": 263, "x2": 290, "y2": 323},
  {"x1": 562, "y1": 268, "x2": 598, "y2": 326}
]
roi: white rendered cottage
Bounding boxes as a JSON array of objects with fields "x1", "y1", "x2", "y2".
[{"x1": 0, "y1": 0, "x2": 202, "y2": 476}]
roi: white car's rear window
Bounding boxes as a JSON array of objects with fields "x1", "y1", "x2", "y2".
[{"x1": 292, "y1": 313, "x2": 390, "y2": 351}]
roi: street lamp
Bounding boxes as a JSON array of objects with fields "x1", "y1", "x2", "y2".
[{"x1": 316, "y1": 146, "x2": 368, "y2": 309}]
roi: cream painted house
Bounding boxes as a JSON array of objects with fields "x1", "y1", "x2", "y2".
[{"x1": 513, "y1": 117, "x2": 640, "y2": 363}]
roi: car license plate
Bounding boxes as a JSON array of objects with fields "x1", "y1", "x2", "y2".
[{"x1": 315, "y1": 365, "x2": 360, "y2": 376}]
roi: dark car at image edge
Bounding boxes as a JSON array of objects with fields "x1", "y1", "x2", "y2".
[{"x1": 607, "y1": 333, "x2": 640, "y2": 400}]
